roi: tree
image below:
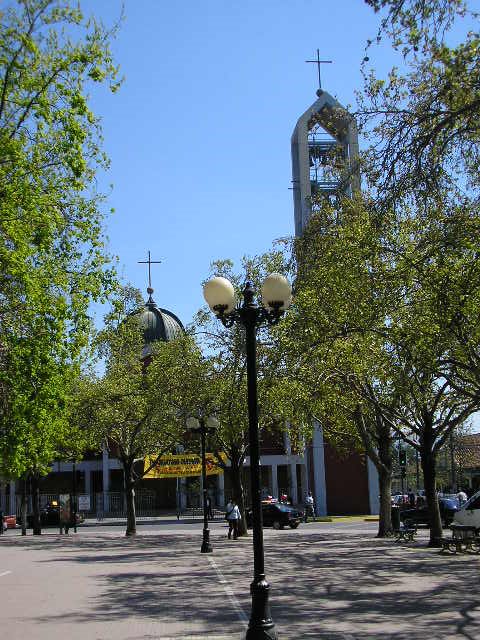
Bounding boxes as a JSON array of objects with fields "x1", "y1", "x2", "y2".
[
  {"x1": 287, "y1": 194, "x2": 478, "y2": 543},
  {"x1": 360, "y1": 0, "x2": 477, "y2": 207},
  {"x1": 280, "y1": 197, "x2": 397, "y2": 536},
  {"x1": 194, "y1": 254, "x2": 313, "y2": 536},
  {"x1": 0, "y1": 0, "x2": 121, "y2": 528},
  {"x1": 75, "y1": 286, "x2": 206, "y2": 536},
  {"x1": 357, "y1": 0, "x2": 480, "y2": 542}
]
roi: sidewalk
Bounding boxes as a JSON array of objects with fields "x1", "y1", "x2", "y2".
[{"x1": 1, "y1": 522, "x2": 478, "y2": 638}]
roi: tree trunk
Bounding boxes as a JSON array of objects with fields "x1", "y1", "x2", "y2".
[
  {"x1": 227, "y1": 452, "x2": 247, "y2": 537},
  {"x1": 422, "y1": 447, "x2": 442, "y2": 546},
  {"x1": 124, "y1": 463, "x2": 136, "y2": 537},
  {"x1": 354, "y1": 407, "x2": 393, "y2": 537},
  {"x1": 31, "y1": 474, "x2": 41, "y2": 535},
  {"x1": 376, "y1": 423, "x2": 393, "y2": 537},
  {"x1": 21, "y1": 476, "x2": 27, "y2": 536},
  {"x1": 377, "y1": 468, "x2": 393, "y2": 537}
]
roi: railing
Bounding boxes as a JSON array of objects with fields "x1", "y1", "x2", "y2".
[
  {"x1": 90, "y1": 491, "x2": 156, "y2": 519},
  {"x1": 7, "y1": 491, "x2": 158, "y2": 519},
  {"x1": 4, "y1": 489, "x2": 226, "y2": 520},
  {"x1": 3, "y1": 493, "x2": 59, "y2": 518}
]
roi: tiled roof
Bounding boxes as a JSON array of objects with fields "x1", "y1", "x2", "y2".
[{"x1": 456, "y1": 434, "x2": 480, "y2": 469}]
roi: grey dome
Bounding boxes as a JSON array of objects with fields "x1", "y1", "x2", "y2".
[{"x1": 134, "y1": 290, "x2": 184, "y2": 344}]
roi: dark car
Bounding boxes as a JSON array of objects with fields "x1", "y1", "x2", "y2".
[
  {"x1": 400, "y1": 497, "x2": 459, "y2": 527},
  {"x1": 24, "y1": 502, "x2": 83, "y2": 528},
  {"x1": 246, "y1": 503, "x2": 303, "y2": 530}
]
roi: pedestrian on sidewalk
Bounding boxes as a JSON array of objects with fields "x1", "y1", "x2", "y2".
[
  {"x1": 304, "y1": 491, "x2": 315, "y2": 522},
  {"x1": 408, "y1": 488, "x2": 416, "y2": 507},
  {"x1": 206, "y1": 495, "x2": 214, "y2": 520},
  {"x1": 226, "y1": 499, "x2": 240, "y2": 539}
]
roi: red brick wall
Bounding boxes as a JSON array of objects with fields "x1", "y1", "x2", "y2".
[{"x1": 324, "y1": 441, "x2": 370, "y2": 515}]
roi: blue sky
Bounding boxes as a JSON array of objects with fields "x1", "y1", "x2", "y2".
[
  {"x1": 81, "y1": 0, "x2": 390, "y2": 324},
  {"x1": 79, "y1": 1, "x2": 477, "y2": 326},
  {"x1": 77, "y1": 1, "x2": 479, "y2": 430}
]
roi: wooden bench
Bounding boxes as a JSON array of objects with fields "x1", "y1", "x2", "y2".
[
  {"x1": 440, "y1": 524, "x2": 479, "y2": 553},
  {"x1": 177, "y1": 507, "x2": 224, "y2": 521},
  {"x1": 394, "y1": 522, "x2": 417, "y2": 542}
]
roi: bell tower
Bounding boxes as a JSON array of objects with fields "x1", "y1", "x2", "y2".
[
  {"x1": 291, "y1": 52, "x2": 360, "y2": 236},
  {"x1": 291, "y1": 58, "x2": 380, "y2": 519}
]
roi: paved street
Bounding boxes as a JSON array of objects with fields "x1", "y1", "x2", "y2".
[{"x1": 1, "y1": 520, "x2": 479, "y2": 639}]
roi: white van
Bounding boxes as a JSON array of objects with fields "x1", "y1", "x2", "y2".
[{"x1": 453, "y1": 490, "x2": 480, "y2": 528}]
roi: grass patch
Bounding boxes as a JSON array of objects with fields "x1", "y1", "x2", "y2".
[{"x1": 329, "y1": 515, "x2": 374, "y2": 522}]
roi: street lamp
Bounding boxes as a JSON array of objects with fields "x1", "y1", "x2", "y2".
[
  {"x1": 186, "y1": 414, "x2": 219, "y2": 553},
  {"x1": 203, "y1": 273, "x2": 292, "y2": 640},
  {"x1": 71, "y1": 460, "x2": 77, "y2": 534}
]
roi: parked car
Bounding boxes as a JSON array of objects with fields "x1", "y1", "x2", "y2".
[
  {"x1": 22, "y1": 502, "x2": 84, "y2": 528},
  {"x1": 400, "y1": 496, "x2": 459, "y2": 527},
  {"x1": 391, "y1": 494, "x2": 410, "y2": 506},
  {"x1": 1, "y1": 514, "x2": 16, "y2": 530},
  {"x1": 453, "y1": 490, "x2": 480, "y2": 529},
  {"x1": 246, "y1": 502, "x2": 303, "y2": 530}
]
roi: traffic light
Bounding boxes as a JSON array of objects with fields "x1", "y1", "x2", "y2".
[{"x1": 399, "y1": 449, "x2": 407, "y2": 467}]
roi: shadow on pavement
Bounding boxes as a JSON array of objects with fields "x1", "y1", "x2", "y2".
[{"x1": 3, "y1": 530, "x2": 480, "y2": 638}]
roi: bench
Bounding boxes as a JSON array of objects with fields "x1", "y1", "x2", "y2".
[
  {"x1": 177, "y1": 507, "x2": 224, "y2": 521},
  {"x1": 394, "y1": 521, "x2": 417, "y2": 542},
  {"x1": 440, "y1": 524, "x2": 480, "y2": 554}
]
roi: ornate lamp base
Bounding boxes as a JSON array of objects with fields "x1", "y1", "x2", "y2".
[{"x1": 201, "y1": 528, "x2": 213, "y2": 553}]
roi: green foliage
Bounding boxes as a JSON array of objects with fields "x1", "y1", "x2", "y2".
[
  {"x1": 359, "y1": 0, "x2": 480, "y2": 418},
  {"x1": 74, "y1": 286, "x2": 205, "y2": 480},
  {"x1": 0, "y1": 1, "x2": 121, "y2": 477},
  {"x1": 364, "y1": 0, "x2": 467, "y2": 56},
  {"x1": 359, "y1": 0, "x2": 480, "y2": 207},
  {"x1": 292, "y1": 194, "x2": 478, "y2": 446},
  {"x1": 194, "y1": 250, "x2": 314, "y2": 469}
]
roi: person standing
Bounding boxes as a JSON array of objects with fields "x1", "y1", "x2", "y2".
[
  {"x1": 226, "y1": 499, "x2": 240, "y2": 539},
  {"x1": 408, "y1": 488, "x2": 416, "y2": 507},
  {"x1": 206, "y1": 495, "x2": 213, "y2": 520},
  {"x1": 457, "y1": 489, "x2": 468, "y2": 505},
  {"x1": 305, "y1": 491, "x2": 315, "y2": 522}
]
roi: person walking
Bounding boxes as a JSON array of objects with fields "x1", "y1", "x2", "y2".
[
  {"x1": 304, "y1": 491, "x2": 315, "y2": 522},
  {"x1": 226, "y1": 499, "x2": 240, "y2": 539}
]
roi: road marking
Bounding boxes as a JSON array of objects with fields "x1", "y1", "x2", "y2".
[
  {"x1": 207, "y1": 556, "x2": 248, "y2": 627},
  {"x1": 0, "y1": 571, "x2": 11, "y2": 577}
]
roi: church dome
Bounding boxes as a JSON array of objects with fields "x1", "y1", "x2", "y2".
[{"x1": 134, "y1": 287, "x2": 184, "y2": 344}]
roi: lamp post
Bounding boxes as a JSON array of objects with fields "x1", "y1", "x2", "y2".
[
  {"x1": 71, "y1": 460, "x2": 77, "y2": 534},
  {"x1": 186, "y1": 415, "x2": 219, "y2": 553},
  {"x1": 203, "y1": 273, "x2": 291, "y2": 640}
]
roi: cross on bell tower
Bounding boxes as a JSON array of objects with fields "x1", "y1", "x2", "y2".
[{"x1": 305, "y1": 49, "x2": 332, "y2": 91}]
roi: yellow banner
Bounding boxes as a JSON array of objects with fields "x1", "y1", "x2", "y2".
[{"x1": 144, "y1": 453, "x2": 226, "y2": 479}]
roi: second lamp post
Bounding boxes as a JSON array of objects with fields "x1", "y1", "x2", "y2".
[{"x1": 186, "y1": 415, "x2": 218, "y2": 554}]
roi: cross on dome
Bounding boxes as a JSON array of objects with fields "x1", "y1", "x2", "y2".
[{"x1": 138, "y1": 250, "x2": 162, "y2": 300}]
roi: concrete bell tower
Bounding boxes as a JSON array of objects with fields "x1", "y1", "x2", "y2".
[
  {"x1": 291, "y1": 52, "x2": 360, "y2": 237},
  {"x1": 290, "y1": 56, "x2": 379, "y2": 517}
]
